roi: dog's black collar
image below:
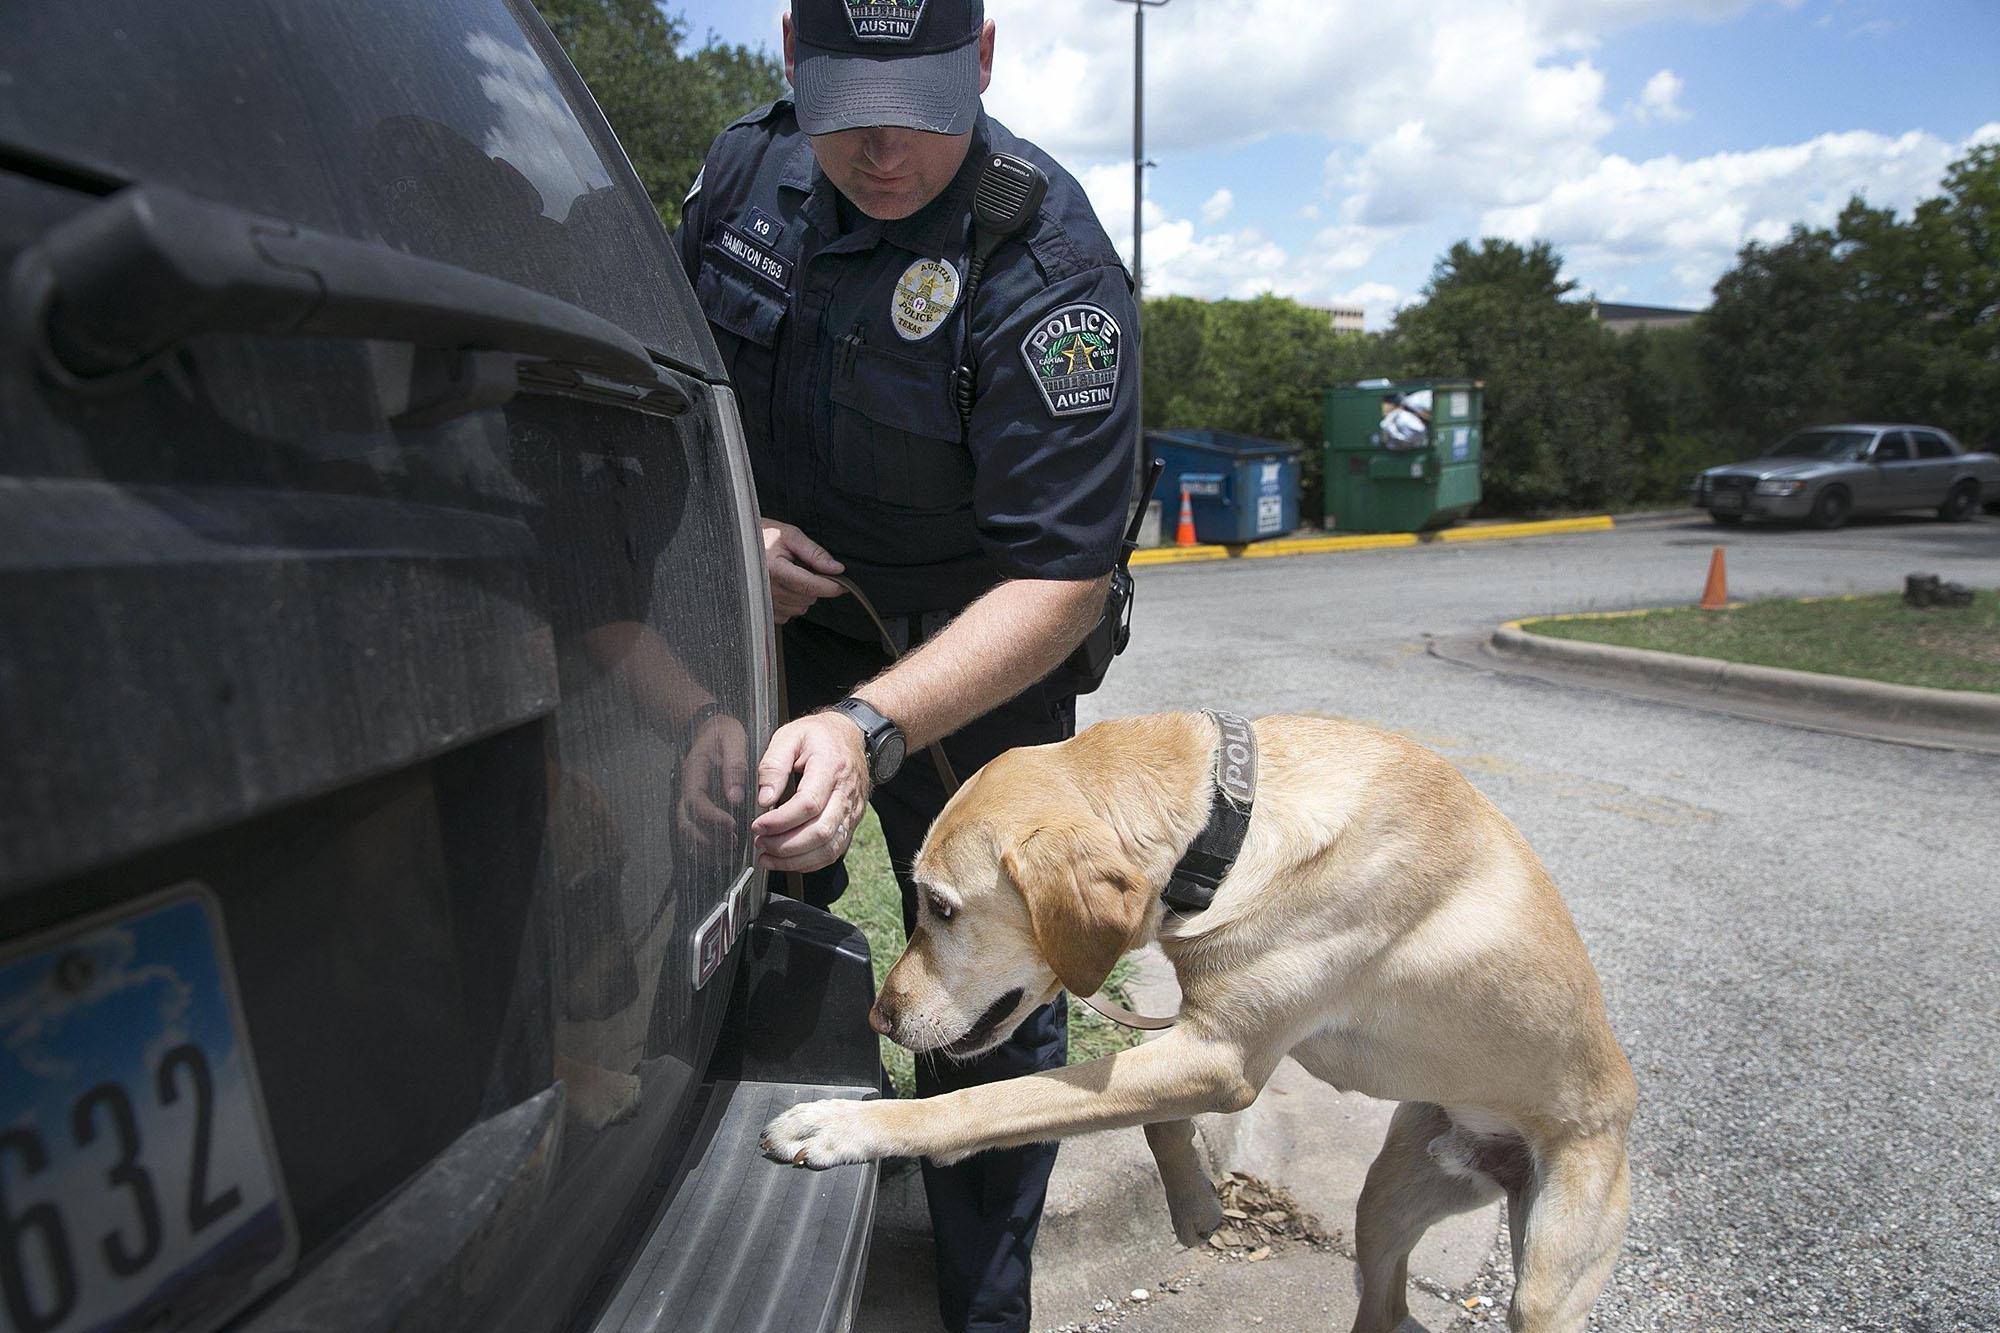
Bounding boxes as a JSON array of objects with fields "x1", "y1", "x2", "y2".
[{"x1": 1162, "y1": 710, "x2": 1256, "y2": 914}]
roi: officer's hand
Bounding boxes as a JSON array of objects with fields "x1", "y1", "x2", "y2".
[
  {"x1": 762, "y1": 519, "x2": 846, "y2": 624},
  {"x1": 751, "y1": 713, "x2": 868, "y2": 873}
]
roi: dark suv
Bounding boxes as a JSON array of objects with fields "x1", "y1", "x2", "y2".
[{"x1": 0, "y1": 4, "x2": 878, "y2": 1332}]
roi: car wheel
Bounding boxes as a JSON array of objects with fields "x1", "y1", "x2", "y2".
[
  {"x1": 1709, "y1": 511, "x2": 1743, "y2": 526},
  {"x1": 1938, "y1": 480, "x2": 1979, "y2": 522},
  {"x1": 1808, "y1": 486, "x2": 1850, "y2": 530}
]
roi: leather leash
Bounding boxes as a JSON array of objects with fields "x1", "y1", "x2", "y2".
[{"x1": 774, "y1": 577, "x2": 1177, "y2": 1031}]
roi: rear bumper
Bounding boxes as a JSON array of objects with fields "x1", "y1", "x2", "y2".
[
  {"x1": 586, "y1": 896, "x2": 882, "y2": 1333},
  {"x1": 588, "y1": 1080, "x2": 878, "y2": 1333}
]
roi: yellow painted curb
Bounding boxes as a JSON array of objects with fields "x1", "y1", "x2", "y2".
[
  {"x1": 1437, "y1": 515, "x2": 1615, "y2": 543},
  {"x1": 1128, "y1": 542, "x2": 1235, "y2": 565},
  {"x1": 1128, "y1": 515, "x2": 1614, "y2": 568},
  {"x1": 1241, "y1": 532, "x2": 1418, "y2": 558},
  {"x1": 1516, "y1": 606, "x2": 1674, "y2": 626}
]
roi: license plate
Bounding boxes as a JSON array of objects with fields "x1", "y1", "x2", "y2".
[
  {"x1": 0, "y1": 886, "x2": 296, "y2": 1333},
  {"x1": 1711, "y1": 491, "x2": 1743, "y2": 511}
]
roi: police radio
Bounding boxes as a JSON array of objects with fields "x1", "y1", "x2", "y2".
[
  {"x1": 952, "y1": 153, "x2": 1146, "y2": 696},
  {"x1": 1056, "y1": 456, "x2": 1162, "y2": 695},
  {"x1": 952, "y1": 153, "x2": 1047, "y2": 430}
]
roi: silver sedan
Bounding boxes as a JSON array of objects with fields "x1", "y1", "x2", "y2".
[{"x1": 1693, "y1": 423, "x2": 2000, "y2": 529}]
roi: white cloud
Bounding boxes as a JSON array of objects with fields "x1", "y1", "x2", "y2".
[
  {"x1": 1480, "y1": 125, "x2": 1987, "y2": 303},
  {"x1": 986, "y1": 0, "x2": 1633, "y2": 248},
  {"x1": 466, "y1": 31, "x2": 609, "y2": 217},
  {"x1": 976, "y1": 1, "x2": 1981, "y2": 319},
  {"x1": 1077, "y1": 161, "x2": 1398, "y2": 315},
  {"x1": 1634, "y1": 69, "x2": 1691, "y2": 124},
  {"x1": 990, "y1": 0, "x2": 1635, "y2": 162}
]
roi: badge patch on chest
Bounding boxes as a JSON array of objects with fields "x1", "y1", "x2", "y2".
[
  {"x1": 891, "y1": 258, "x2": 960, "y2": 341},
  {"x1": 845, "y1": 0, "x2": 928, "y2": 41},
  {"x1": 1021, "y1": 302, "x2": 1122, "y2": 416},
  {"x1": 711, "y1": 220, "x2": 793, "y2": 294}
]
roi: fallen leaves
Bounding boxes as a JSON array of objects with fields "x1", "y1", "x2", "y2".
[{"x1": 1203, "y1": 1172, "x2": 1338, "y2": 1261}]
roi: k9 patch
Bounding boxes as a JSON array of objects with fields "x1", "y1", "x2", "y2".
[
  {"x1": 845, "y1": 0, "x2": 928, "y2": 41},
  {"x1": 743, "y1": 206, "x2": 785, "y2": 244},
  {"x1": 711, "y1": 220, "x2": 792, "y2": 294},
  {"x1": 1021, "y1": 302, "x2": 1122, "y2": 417}
]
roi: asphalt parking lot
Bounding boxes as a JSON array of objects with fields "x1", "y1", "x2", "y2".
[{"x1": 1073, "y1": 513, "x2": 2000, "y2": 1331}]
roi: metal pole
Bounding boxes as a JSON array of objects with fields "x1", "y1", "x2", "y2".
[
  {"x1": 1109, "y1": 0, "x2": 1168, "y2": 297},
  {"x1": 1133, "y1": 0, "x2": 1144, "y2": 299},
  {"x1": 1110, "y1": 0, "x2": 1167, "y2": 503}
]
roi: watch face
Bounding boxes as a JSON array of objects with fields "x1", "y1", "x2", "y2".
[{"x1": 876, "y1": 733, "x2": 907, "y2": 782}]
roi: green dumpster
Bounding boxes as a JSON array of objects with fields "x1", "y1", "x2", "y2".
[{"x1": 1323, "y1": 379, "x2": 1483, "y2": 532}]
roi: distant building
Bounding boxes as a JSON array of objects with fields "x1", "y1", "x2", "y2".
[
  {"x1": 1297, "y1": 300, "x2": 1366, "y2": 334},
  {"x1": 1590, "y1": 299, "x2": 1701, "y2": 334}
]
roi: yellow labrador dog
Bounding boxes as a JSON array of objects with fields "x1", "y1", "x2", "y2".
[{"x1": 762, "y1": 713, "x2": 1636, "y2": 1333}]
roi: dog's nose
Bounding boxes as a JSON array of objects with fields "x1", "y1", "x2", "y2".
[{"x1": 868, "y1": 999, "x2": 895, "y2": 1036}]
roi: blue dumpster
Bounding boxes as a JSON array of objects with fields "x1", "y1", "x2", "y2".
[{"x1": 1147, "y1": 429, "x2": 1301, "y2": 544}]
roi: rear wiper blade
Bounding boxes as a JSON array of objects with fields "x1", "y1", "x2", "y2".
[{"x1": 12, "y1": 184, "x2": 693, "y2": 422}]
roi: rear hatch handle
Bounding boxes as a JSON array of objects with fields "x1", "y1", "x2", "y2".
[{"x1": 7, "y1": 184, "x2": 693, "y2": 422}]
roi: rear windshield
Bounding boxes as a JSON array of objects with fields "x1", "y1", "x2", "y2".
[
  {"x1": 0, "y1": 0, "x2": 719, "y2": 375},
  {"x1": 1760, "y1": 430, "x2": 1872, "y2": 461}
]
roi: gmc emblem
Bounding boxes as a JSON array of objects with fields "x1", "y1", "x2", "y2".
[{"x1": 692, "y1": 868, "x2": 762, "y2": 990}]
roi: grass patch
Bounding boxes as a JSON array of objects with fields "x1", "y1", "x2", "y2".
[
  {"x1": 831, "y1": 807, "x2": 1145, "y2": 1098},
  {"x1": 1521, "y1": 591, "x2": 2000, "y2": 694}
]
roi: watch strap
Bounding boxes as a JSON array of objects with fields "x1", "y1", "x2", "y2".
[{"x1": 832, "y1": 697, "x2": 904, "y2": 782}]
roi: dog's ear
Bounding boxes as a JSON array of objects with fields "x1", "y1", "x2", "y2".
[{"x1": 1001, "y1": 819, "x2": 1149, "y2": 997}]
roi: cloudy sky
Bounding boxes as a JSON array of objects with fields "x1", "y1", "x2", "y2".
[{"x1": 674, "y1": 0, "x2": 1998, "y2": 328}]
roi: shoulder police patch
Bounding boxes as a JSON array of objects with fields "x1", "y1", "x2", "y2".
[
  {"x1": 845, "y1": 0, "x2": 927, "y2": 41},
  {"x1": 1020, "y1": 302, "x2": 1122, "y2": 417},
  {"x1": 891, "y1": 258, "x2": 960, "y2": 340}
]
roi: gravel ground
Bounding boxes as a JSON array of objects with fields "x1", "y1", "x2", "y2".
[{"x1": 1080, "y1": 514, "x2": 2000, "y2": 1331}]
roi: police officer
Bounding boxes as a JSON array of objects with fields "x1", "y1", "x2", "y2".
[{"x1": 675, "y1": 2, "x2": 1137, "y2": 1328}]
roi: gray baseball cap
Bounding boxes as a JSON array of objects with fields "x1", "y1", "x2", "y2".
[{"x1": 791, "y1": 0, "x2": 986, "y2": 136}]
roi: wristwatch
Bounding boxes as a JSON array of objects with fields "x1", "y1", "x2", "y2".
[
  {"x1": 831, "y1": 697, "x2": 906, "y2": 785},
  {"x1": 681, "y1": 699, "x2": 729, "y2": 752}
]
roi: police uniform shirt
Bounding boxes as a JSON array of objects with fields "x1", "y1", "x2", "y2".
[{"x1": 676, "y1": 99, "x2": 1138, "y2": 619}]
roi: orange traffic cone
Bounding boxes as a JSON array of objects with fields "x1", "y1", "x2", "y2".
[
  {"x1": 1700, "y1": 546, "x2": 1728, "y2": 610},
  {"x1": 1174, "y1": 485, "x2": 1198, "y2": 546}
]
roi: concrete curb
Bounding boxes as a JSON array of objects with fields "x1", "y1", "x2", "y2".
[
  {"x1": 1602, "y1": 506, "x2": 1704, "y2": 528},
  {"x1": 1120, "y1": 949, "x2": 1503, "y2": 1297},
  {"x1": 1491, "y1": 622, "x2": 2000, "y2": 737},
  {"x1": 1130, "y1": 514, "x2": 1614, "y2": 568}
]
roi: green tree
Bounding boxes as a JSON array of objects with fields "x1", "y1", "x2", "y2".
[
  {"x1": 534, "y1": 0, "x2": 786, "y2": 229},
  {"x1": 1917, "y1": 142, "x2": 2000, "y2": 361},
  {"x1": 1392, "y1": 240, "x2": 1636, "y2": 511},
  {"x1": 1616, "y1": 323, "x2": 1729, "y2": 499},
  {"x1": 1141, "y1": 294, "x2": 1384, "y2": 521},
  {"x1": 1427, "y1": 238, "x2": 1576, "y2": 303},
  {"x1": 1699, "y1": 224, "x2": 1850, "y2": 454},
  {"x1": 1699, "y1": 141, "x2": 2000, "y2": 457}
]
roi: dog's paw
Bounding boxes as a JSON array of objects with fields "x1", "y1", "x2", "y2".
[
  {"x1": 760, "y1": 1099, "x2": 891, "y2": 1170},
  {"x1": 558, "y1": 1058, "x2": 642, "y2": 1131},
  {"x1": 1164, "y1": 1177, "x2": 1225, "y2": 1247}
]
